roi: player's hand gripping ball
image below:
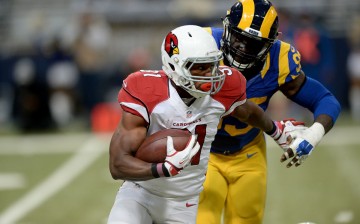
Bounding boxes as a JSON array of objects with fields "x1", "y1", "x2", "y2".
[{"x1": 135, "y1": 129, "x2": 192, "y2": 163}]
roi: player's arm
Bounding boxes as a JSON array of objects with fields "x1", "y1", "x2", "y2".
[
  {"x1": 232, "y1": 100, "x2": 277, "y2": 135},
  {"x1": 109, "y1": 108, "x2": 200, "y2": 180},
  {"x1": 223, "y1": 67, "x2": 301, "y2": 147},
  {"x1": 231, "y1": 99, "x2": 306, "y2": 149},
  {"x1": 280, "y1": 70, "x2": 339, "y2": 133},
  {"x1": 279, "y1": 70, "x2": 341, "y2": 167},
  {"x1": 109, "y1": 109, "x2": 153, "y2": 181}
]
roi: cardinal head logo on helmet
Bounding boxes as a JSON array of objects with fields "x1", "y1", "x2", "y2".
[{"x1": 164, "y1": 32, "x2": 179, "y2": 57}]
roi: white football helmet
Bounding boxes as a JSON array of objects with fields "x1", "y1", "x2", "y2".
[{"x1": 161, "y1": 25, "x2": 225, "y2": 98}]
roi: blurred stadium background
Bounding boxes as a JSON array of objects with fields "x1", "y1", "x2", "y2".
[{"x1": 0, "y1": 0, "x2": 359, "y2": 224}]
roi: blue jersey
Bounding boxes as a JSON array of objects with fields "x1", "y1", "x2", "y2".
[{"x1": 206, "y1": 27, "x2": 302, "y2": 155}]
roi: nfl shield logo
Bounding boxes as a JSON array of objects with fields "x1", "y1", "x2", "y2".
[{"x1": 186, "y1": 111, "x2": 192, "y2": 118}]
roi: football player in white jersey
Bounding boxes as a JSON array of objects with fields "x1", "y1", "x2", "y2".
[{"x1": 107, "y1": 25, "x2": 295, "y2": 224}]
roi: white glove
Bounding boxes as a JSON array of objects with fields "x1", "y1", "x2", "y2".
[
  {"x1": 269, "y1": 118, "x2": 307, "y2": 150},
  {"x1": 280, "y1": 122, "x2": 325, "y2": 168},
  {"x1": 163, "y1": 135, "x2": 200, "y2": 176}
]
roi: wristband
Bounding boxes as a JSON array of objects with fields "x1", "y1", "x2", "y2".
[
  {"x1": 162, "y1": 163, "x2": 171, "y2": 177},
  {"x1": 266, "y1": 121, "x2": 281, "y2": 140},
  {"x1": 151, "y1": 163, "x2": 170, "y2": 178},
  {"x1": 151, "y1": 163, "x2": 160, "y2": 178}
]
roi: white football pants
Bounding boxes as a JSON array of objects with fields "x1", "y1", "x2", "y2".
[{"x1": 107, "y1": 181, "x2": 199, "y2": 224}]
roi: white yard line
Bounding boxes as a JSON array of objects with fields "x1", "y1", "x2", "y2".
[
  {"x1": 0, "y1": 173, "x2": 25, "y2": 190},
  {"x1": 0, "y1": 136, "x2": 106, "y2": 224},
  {"x1": 0, "y1": 133, "x2": 94, "y2": 155}
]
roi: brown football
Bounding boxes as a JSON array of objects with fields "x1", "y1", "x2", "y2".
[{"x1": 135, "y1": 129, "x2": 192, "y2": 163}]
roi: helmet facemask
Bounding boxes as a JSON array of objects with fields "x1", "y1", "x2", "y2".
[
  {"x1": 222, "y1": 17, "x2": 275, "y2": 71},
  {"x1": 181, "y1": 53, "x2": 225, "y2": 98},
  {"x1": 164, "y1": 51, "x2": 225, "y2": 98}
]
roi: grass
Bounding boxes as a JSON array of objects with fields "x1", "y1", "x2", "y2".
[{"x1": 0, "y1": 115, "x2": 359, "y2": 224}]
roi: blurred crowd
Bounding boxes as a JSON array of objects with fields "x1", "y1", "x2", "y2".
[
  {"x1": 346, "y1": 15, "x2": 360, "y2": 122},
  {"x1": 1, "y1": 11, "x2": 114, "y2": 132},
  {"x1": 0, "y1": 8, "x2": 156, "y2": 133},
  {"x1": 0, "y1": 1, "x2": 359, "y2": 133}
]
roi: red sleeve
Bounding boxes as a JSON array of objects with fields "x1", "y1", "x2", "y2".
[
  {"x1": 117, "y1": 70, "x2": 170, "y2": 114},
  {"x1": 118, "y1": 88, "x2": 144, "y2": 117},
  {"x1": 212, "y1": 66, "x2": 247, "y2": 110}
]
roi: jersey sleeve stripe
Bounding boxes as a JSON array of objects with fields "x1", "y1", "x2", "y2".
[
  {"x1": 222, "y1": 99, "x2": 246, "y2": 117},
  {"x1": 120, "y1": 102, "x2": 149, "y2": 123},
  {"x1": 261, "y1": 54, "x2": 270, "y2": 78},
  {"x1": 278, "y1": 42, "x2": 291, "y2": 86}
]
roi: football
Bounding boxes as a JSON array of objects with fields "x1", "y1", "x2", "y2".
[{"x1": 135, "y1": 129, "x2": 192, "y2": 163}]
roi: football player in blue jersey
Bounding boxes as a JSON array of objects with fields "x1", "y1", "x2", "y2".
[{"x1": 197, "y1": 0, "x2": 341, "y2": 223}]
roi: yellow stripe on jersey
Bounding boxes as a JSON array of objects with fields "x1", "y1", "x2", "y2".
[
  {"x1": 217, "y1": 118, "x2": 223, "y2": 129},
  {"x1": 203, "y1": 27, "x2": 212, "y2": 35},
  {"x1": 238, "y1": 0, "x2": 254, "y2": 30},
  {"x1": 260, "y1": 6, "x2": 277, "y2": 38},
  {"x1": 261, "y1": 53, "x2": 270, "y2": 78},
  {"x1": 224, "y1": 123, "x2": 254, "y2": 136},
  {"x1": 249, "y1": 97, "x2": 267, "y2": 105},
  {"x1": 278, "y1": 42, "x2": 291, "y2": 86}
]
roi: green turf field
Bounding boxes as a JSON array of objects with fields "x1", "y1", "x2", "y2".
[{"x1": 0, "y1": 123, "x2": 359, "y2": 224}]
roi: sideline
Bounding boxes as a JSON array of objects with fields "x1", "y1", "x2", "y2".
[
  {"x1": 0, "y1": 133, "x2": 95, "y2": 155},
  {"x1": 0, "y1": 136, "x2": 107, "y2": 224}
]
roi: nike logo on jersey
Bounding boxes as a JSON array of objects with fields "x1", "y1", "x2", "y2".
[
  {"x1": 247, "y1": 152, "x2": 257, "y2": 159},
  {"x1": 186, "y1": 202, "x2": 197, "y2": 207}
]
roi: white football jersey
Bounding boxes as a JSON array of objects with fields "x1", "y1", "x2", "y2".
[{"x1": 118, "y1": 67, "x2": 247, "y2": 198}]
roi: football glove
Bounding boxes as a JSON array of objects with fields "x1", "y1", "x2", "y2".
[
  {"x1": 163, "y1": 135, "x2": 200, "y2": 176},
  {"x1": 280, "y1": 122, "x2": 325, "y2": 168},
  {"x1": 269, "y1": 118, "x2": 306, "y2": 151}
]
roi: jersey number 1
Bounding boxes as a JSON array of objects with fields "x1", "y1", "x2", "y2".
[{"x1": 190, "y1": 124, "x2": 206, "y2": 165}]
